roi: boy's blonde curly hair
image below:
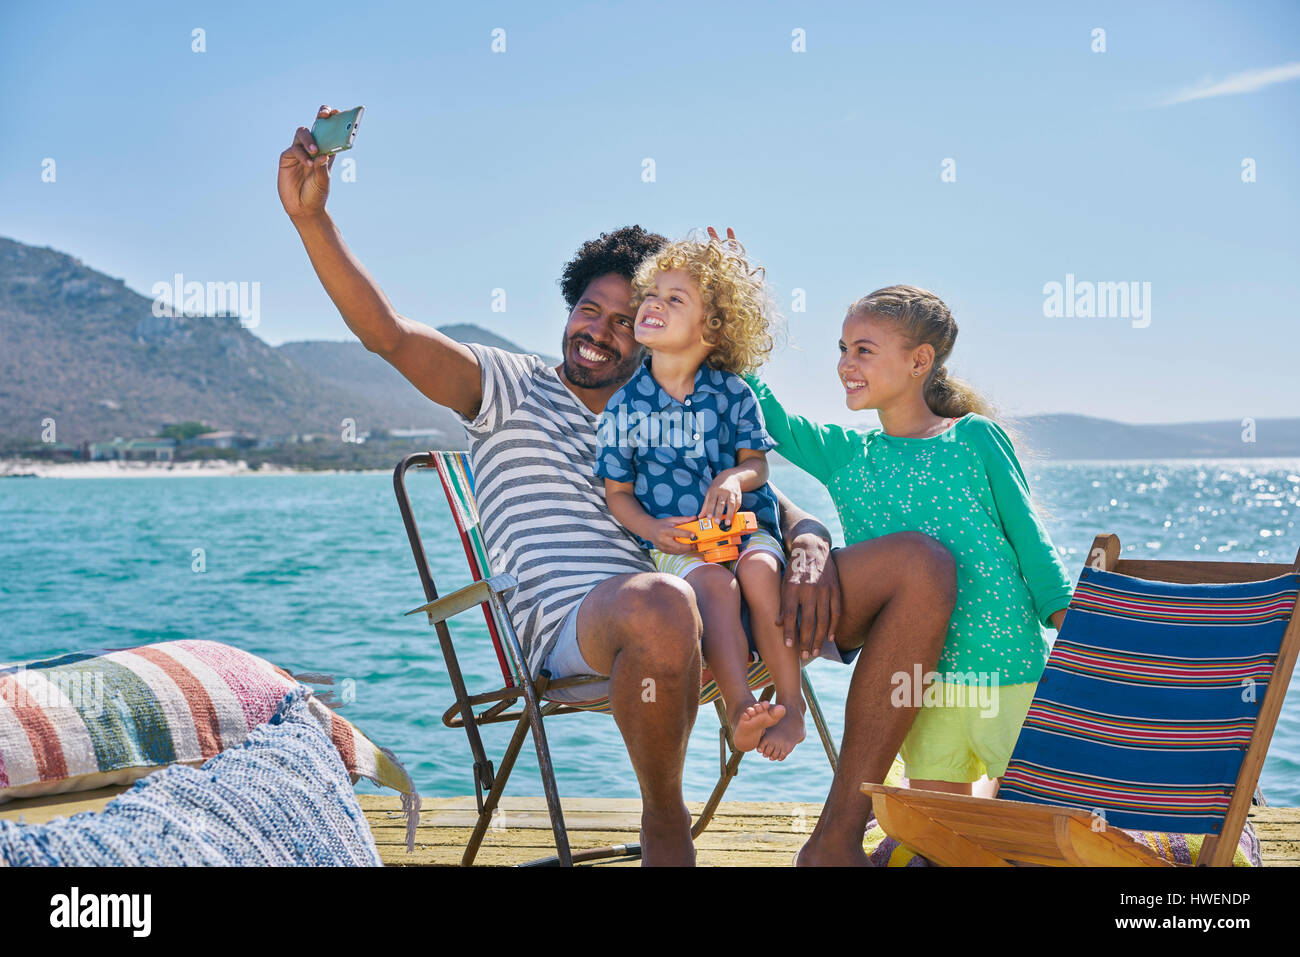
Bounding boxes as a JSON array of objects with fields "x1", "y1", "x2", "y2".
[{"x1": 631, "y1": 233, "x2": 777, "y2": 376}]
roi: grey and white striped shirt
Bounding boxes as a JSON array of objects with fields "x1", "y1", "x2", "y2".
[{"x1": 457, "y1": 344, "x2": 655, "y2": 676}]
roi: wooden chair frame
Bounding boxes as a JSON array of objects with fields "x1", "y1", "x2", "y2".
[
  {"x1": 394, "y1": 451, "x2": 841, "y2": 866},
  {"x1": 863, "y1": 532, "x2": 1300, "y2": 867}
]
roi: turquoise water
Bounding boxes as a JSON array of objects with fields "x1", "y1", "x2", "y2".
[{"x1": 3, "y1": 459, "x2": 1299, "y2": 805}]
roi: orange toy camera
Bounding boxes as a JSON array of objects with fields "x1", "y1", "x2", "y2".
[{"x1": 674, "y1": 511, "x2": 759, "y2": 563}]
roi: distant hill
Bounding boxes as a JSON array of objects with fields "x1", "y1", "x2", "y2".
[
  {"x1": 1012, "y1": 414, "x2": 1300, "y2": 460},
  {"x1": 434, "y1": 324, "x2": 559, "y2": 367},
  {"x1": 840, "y1": 413, "x2": 1300, "y2": 460},
  {"x1": 0, "y1": 236, "x2": 547, "y2": 447},
  {"x1": 3, "y1": 235, "x2": 1296, "y2": 460},
  {"x1": 275, "y1": 333, "x2": 558, "y2": 440},
  {"x1": 272, "y1": 341, "x2": 464, "y2": 440}
]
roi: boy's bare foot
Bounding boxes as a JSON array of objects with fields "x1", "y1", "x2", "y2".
[
  {"x1": 731, "y1": 700, "x2": 785, "y2": 752},
  {"x1": 758, "y1": 705, "x2": 806, "y2": 761}
]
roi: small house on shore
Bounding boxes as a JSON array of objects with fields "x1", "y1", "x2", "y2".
[{"x1": 88, "y1": 438, "x2": 177, "y2": 461}]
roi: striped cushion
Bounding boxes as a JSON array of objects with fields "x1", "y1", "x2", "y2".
[
  {"x1": 0, "y1": 688, "x2": 383, "y2": 866},
  {"x1": 0, "y1": 640, "x2": 415, "y2": 808},
  {"x1": 1000, "y1": 568, "x2": 1299, "y2": 833}
]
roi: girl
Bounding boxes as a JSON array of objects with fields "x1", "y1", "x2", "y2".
[
  {"x1": 595, "y1": 235, "x2": 806, "y2": 760},
  {"x1": 747, "y1": 285, "x2": 1073, "y2": 793}
]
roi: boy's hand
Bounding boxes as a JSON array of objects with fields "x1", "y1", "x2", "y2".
[
  {"x1": 648, "y1": 516, "x2": 702, "y2": 555},
  {"x1": 700, "y1": 474, "x2": 743, "y2": 522},
  {"x1": 278, "y1": 105, "x2": 337, "y2": 221}
]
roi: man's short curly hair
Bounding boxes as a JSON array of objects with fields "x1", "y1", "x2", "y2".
[
  {"x1": 559, "y1": 225, "x2": 668, "y2": 310},
  {"x1": 632, "y1": 234, "x2": 777, "y2": 376}
]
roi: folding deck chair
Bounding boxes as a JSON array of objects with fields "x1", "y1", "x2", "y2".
[
  {"x1": 863, "y1": 532, "x2": 1300, "y2": 866},
  {"x1": 394, "y1": 451, "x2": 841, "y2": 866}
]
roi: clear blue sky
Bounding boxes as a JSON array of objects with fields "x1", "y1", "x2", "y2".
[{"x1": 4, "y1": 0, "x2": 1298, "y2": 425}]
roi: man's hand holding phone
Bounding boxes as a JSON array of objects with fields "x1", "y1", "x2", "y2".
[{"x1": 278, "y1": 105, "x2": 343, "y2": 222}]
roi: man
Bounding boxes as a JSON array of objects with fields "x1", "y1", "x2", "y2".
[{"x1": 279, "y1": 107, "x2": 957, "y2": 865}]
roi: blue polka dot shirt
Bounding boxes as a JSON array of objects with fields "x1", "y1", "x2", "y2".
[{"x1": 595, "y1": 357, "x2": 781, "y2": 549}]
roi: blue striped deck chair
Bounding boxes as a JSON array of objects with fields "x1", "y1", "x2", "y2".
[
  {"x1": 863, "y1": 532, "x2": 1300, "y2": 867},
  {"x1": 393, "y1": 451, "x2": 841, "y2": 866}
]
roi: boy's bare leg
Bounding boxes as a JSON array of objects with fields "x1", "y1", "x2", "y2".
[
  {"x1": 736, "y1": 552, "x2": 804, "y2": 760},
  {"x1": 686, "y1": 563, "x2": 783, "y2": 751},
  {"x1": 796, "y1": 532, "x2": 957, "y2": 866},
  {"x1": 574, "y1": 572, "x2": 702, "y2": 866}
]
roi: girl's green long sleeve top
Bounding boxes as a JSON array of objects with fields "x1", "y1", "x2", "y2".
[{"x1": 747, "y1": 376, "x2": 1074, "y2": 684}]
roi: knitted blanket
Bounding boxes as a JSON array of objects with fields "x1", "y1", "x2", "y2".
[{"x1": 0, "y1": 687, "x2": 382, "y2": 866}]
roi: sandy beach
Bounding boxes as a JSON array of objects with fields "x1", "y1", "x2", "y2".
[{"x1": 0, "y1": 459, "x2": 305, "y2": 479}]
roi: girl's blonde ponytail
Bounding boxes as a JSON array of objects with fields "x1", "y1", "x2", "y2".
[{"x1": 925, "y1": 366, "x2": 992, "y2": 419}]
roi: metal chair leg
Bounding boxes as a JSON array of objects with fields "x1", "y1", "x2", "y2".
[
  {"x1": 524, "y1": 684, "x2": 780, "y2": 865},
  {"x1": 517, "y1": 673, "x2": 644, "y2": 867},
  {"x1": 519, "y1": 673, "x2": 574, "y2": 866},
  {"x1": 803, "y1": 669, "x2": 839, "y2": 772},
  {"x1": 461, "y1": 707, "x2": 533, "y2": 865},
  {"x1": 463, "y1": 673, "x2": 837, "y2": 864},
  {"x1": 691, "y1": 686, "x2": 775, "y2": 838}
]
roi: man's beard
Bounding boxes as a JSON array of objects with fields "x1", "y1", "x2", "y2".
[{"x1": 561, "y1": 333, "x2": 642, "y2": 390}]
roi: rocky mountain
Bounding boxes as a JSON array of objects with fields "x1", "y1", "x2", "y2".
[
  {"x1": 433, "y1": 324, "x2": 560, "y2": 367},
  {"x1": 275, "y1": 333, "x2": 558, "y2": 441},
  {"x1": 0, "y1": 236, "x2": 548, "y2": 447},
  {"x1": 1012, "y1": 414, "x2": 1300, "y2": 460},
  {"x1": 839, "y1": 413, "x2": 1300, "y2": 460}
]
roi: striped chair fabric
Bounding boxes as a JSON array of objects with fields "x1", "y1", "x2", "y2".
[
  {"x1": 1000, "y1": 566, "x2": 1300, "y2": 833},
  {"x1": 430, "y1": 452, "x2": 772, "y2": 713}
]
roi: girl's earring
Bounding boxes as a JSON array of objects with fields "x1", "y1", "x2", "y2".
[{"x1": 912, "y1": 371, "x2": 919, "y2": 377}]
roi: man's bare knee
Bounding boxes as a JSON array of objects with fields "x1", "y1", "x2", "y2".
[
  {"x1": 891, "y1": 532, "x2": 957, "y2": 609},
  {"x1": 620, "y1": 574, "x2": 701, "y2": 658}
]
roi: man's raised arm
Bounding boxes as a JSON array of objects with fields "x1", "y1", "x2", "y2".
[{"x1": 278, "y1": 106, "x2": 482, "y2": 420}]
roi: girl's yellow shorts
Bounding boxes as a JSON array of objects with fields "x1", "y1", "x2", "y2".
[{"x1": 899, "y1": 681, "x2": 1038, "y2": 783}]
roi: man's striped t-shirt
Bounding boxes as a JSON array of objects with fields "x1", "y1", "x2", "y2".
[{"x1": 456, "y1": 344, "x2": 655, "y2": 676}]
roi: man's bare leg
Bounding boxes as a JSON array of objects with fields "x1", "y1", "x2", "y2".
[
  {"x1": 575, "y1": 572, "x2": 703, "y2": 866},
  {"x1": 797, "y1": 532, "x2": 956, "y2": 866}
]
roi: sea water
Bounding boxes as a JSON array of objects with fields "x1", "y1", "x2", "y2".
[{"x1": 2, "y1": 459, "x2": 1298, "y2": 805}]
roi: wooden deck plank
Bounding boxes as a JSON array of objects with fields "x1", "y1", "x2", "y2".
[
  {"x1": 356, "y1": 794, "x2": 820, "y2": 816},
  {"x1": 386, "y1": 829, "x2": 804, "y2": 853},
  {"x1": 0, "y1": 785, "x2": 133, "y2": 824},
  {"x1": 366, "y1": 810, "x2": 813, "y2": 834},
  {"x1": 1252, "y1": 808, "x2": 1300, "y2": 866},
  {"x1": 5, "y1": 788, "x2": 1298, "y2": 867},
  {"x1": 364, "y1": 797, "x2": 1300, "y2": 867}
]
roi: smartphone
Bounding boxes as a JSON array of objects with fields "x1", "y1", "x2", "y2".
[{"x1": 310, "y1": 106, "x2": 364, "y2": 155}]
